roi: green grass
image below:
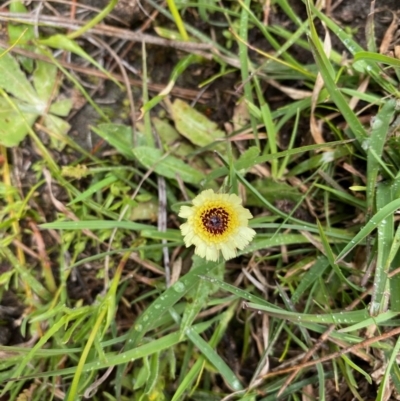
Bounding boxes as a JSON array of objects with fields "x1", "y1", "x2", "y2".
[{"x1": 1, "y1": 0, "x2": 400, "y2": 400}]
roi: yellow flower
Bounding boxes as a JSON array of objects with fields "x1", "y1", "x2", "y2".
[{"x1": 179, "y1": 189, "x2": 256, "y2": 261}]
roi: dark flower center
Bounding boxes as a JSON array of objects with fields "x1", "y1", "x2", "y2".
[{"x1": 201, "y1": 207, "x2": 229, "y2": 235}]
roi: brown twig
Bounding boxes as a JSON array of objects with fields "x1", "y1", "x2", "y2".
[
  {"x1": 0, "y1": 12, "x2": 212, "y2": 52},
  {"x1": 263, "y1": 325, "x2": 400, "y2": 380},
  {"x1": 87, "y1": 35, "x2": 137, "y2": 128},
  {"x1": 28, "y1": 220, "x2": 57, "y2": 293}
]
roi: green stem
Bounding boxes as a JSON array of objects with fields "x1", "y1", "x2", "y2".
[
  {"x1": 67, "y1": 0, "x2": 119, "y2": 40},
  {"x1": 166, "y1": 0, "x2": 189, "y2": 41},
  {"x1": 66, "y1": 307, "x2": 107, "y2": 401}
]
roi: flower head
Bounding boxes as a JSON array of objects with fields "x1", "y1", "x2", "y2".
[{"x1": 179, "y1": 189, "x2": 256, "y2": 262}]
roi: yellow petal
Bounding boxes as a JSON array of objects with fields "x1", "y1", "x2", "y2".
[{"x1": 179, "y1": 205, "x2": 194, "y2": 218}]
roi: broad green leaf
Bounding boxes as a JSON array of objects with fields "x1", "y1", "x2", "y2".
[
  {"x1": 0, "y1": 50, "x2": 42, "y2": 107},
  {"x1": 44, "y1": 114, "x2": 71, "y2": 151},
  {"x1": 8, "y1": 1, "x2": 35, "y2": 72},
  {"x1": 132, "y1": 146, "x2": 204, "y2": 184},
  {"x1": 0, "y1": 49, "x2": 72, "y2": 147},
  {"x1": 154, "y1": 27, "x2": 185, "y2": 40},
  {"x1": 0, "y1": 103, "x2": 38, "y2": 147},
  {"x1": 170, "y1": 99, "x2": 226, "y2": 150},
  {"x1": 33, "y1": 59, "x2": 58, "y2": 101},
  {"x1": 8, "y1": 1, "x2": 34, "y2": 43},
  {"x1": 49, "y1": 99, "x2": 73, "y2": 117},
  {"x1": 152, "y1": 117, "x2": 195, "y2": 156},
  {"x1": 93, "y1": 124, "x2": 134, "y2": 159},
  {"x1": 44, "y1": 114, "x2": 71, "y2": 137},
  {"x1": 44, "y1": 114, "x2": 70, "y2": 135},
  {"x1": 236, "y1": 145, "x2": 260, "y2": 167},
  {"x1": 130, "y1": 200, "x2": 158, "y2": 221},
  {"x1": 150, "y1": 118, "x2": 217, "y2": 175}
]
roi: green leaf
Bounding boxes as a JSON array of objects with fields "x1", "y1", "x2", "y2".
[
  {"x1": 49, "y1": 99, "x2": 73, "y2": 117},
  {"x1": 33, "y1": 59, "x2": 58, "y2": 101},
  {"x1": 245, "y1": 302, "x2": 398, "y2": 326},
  {"x1": 317, "y1": 220, "x2": 363, "y2": 292},
  {"x1": 170, "y1": 99, "x2": 226, "y2": 150},
  {"x1": 354, "y1": 51, "x2": 400, "y2": 68},
  {"x1": 370, "y1": 181, "x2": 395, "y2": 316},
  {"x1": 186, "y1": 330, "x2": 242, "y2": 391},
  {"x1": 377, "y1": 336, "x2": 400, "y2": 401},
  {"x1": 40, "y1": 220, "x2": 153, "y2": 231},
  {"x1": 305, "y1": 1, "x2": 367, "y2": 145},
  {"x1": 43, "y1": 115, "x2": 71, "y2": 151},
  {"x1": 134, "y1": 356, "x2": 150, "y2": 390},
  {"x1": 143, "y1": 352, "x2": 160, "y2": 396},
  {"x1": 44, "y1": 114, "x2": 70, "y2": 135},
  {"x1": 236, "y1": 145, "x2": 260, "y2": 167},
  {"x1": 0, "y1": 50, "x2": 73, "y2": 147},
  {"x1": 180, "y1": 257, "x2": 224, "y2": 337},
  {"x1": 291, "y1": 257, "x2": 330, "y2": 303},
  {"x1": 67, "y1": 175, "x2": 119, "y2": 206},
  {"x1": 124, "y1": 260, "x2": 219, "y2": 349},
  {"x1": 132, "y1": 146, "x2": 204, "y2": 184},
  {"x1": 0, "y1": 97, "x2": 38, "y2": 146},
  {"x1": 8, "y1": 1, "x2": 35, "y2": 72},
  {"x1": 93, "y1": 124, "x2": 134, "y2": 159},
  {"x1": 336, "y1": 198, "x2": 400, "y2": 262},
  {"x1": 130, "y1": 200, "x2": 158, "y2": 222},
  {"x1": 366, "y1": 99, "x2": 396, "y2": 214},
  {"x1": 312, "y1": 5, "x2": 398, "y2": 94},
  {"x1": 0, "y1": 50, "x2": 42, "y2": 107},
  {"x1": 8, "y1": 2, "x2": 34, "y2": 43},
  {"x1": 152, "y1": 117, "x2": 195, "y2": 157}
]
